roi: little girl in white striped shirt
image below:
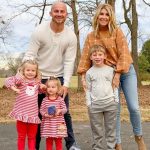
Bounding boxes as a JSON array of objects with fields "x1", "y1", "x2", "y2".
[
  {"x1": 5, "y1": 59, "x2": 45, "y2": 150},
  {"x1": 40, "y1": 76, "x2": 67, "y2": 150}
]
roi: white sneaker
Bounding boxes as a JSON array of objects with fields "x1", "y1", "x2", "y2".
[{"x1": 69, "y1": 143, "x2": 81, "y2": 150}]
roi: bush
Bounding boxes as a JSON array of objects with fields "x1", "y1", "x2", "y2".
[
  {"x1": 139, "y1": 72, "x2": 150, "y2": 81},
  {"x1": 138, "y1": 55, "x2": 150, "y2": 73}
]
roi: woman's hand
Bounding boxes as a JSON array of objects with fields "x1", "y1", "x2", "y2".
[
  {"x1": 81, "y1": 74, "x2": 87, "y2": 92},
  {"x1": 112, "y1": 72, "x2": 121, "y2": 89}
]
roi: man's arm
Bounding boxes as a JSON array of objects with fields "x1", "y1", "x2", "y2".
[
  {"x1": 23, "y1": 28, "x2": 40, "y2": 61},
  {"x1": 63, "y1": 32, "x2": 77, "y2": 87}
]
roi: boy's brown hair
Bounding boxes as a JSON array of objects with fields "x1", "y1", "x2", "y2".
[{"x1": 90, "y1": 44, "x2": 106, "y2": 55}]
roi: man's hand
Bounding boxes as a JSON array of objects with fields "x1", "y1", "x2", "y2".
[
  {"x1": 58, "y1": 86, "x2": 68, "y2": 99},
  {"x1": 112, "y1": 72, "x2": 121, "y2": 89}
]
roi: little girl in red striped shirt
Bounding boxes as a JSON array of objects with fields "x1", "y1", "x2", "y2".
[
  {"x1": 40, "y1": 76, "x2": 67, "y2": 150},
  {"x1": 5, "y1": 59, "x2": 46, "y2": 150}
]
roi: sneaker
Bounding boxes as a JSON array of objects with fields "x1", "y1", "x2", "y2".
[{"x1": 69, "y1": 143, "x2": 81, "y2": 150}]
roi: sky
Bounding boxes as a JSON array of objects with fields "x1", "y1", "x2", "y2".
[{"x1": 0, "y1": 0, "x2": 150, "y2": 56}]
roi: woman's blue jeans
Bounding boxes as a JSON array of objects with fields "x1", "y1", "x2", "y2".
[{"x1": 116, "y1": 64, "x2": 143, "y2": 144}]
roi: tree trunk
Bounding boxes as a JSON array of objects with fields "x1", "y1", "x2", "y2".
[
  {"x1": 123, "y1": 0, "x2": 140, "y2": 85},
  {"x1": 131, "y1": 0, "x2": 140, "y2": 85},
  {"x1": 107, "y1": 0, "x2": 116, "y2": 11},
  {"x1": 71, "y1": 0, "x2": 82, "y2": 90}
]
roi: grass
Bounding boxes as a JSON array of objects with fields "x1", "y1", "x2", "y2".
[
  {"x1": 139, "y1": 72, "x2": 150, "y2": 81},
  {"x1": 0, "y1": 76, "x2": 150, "y2": 123},
  {"x1": 119, "y1": 106, "x2": 150, "y2": 122},
  {"x1": 69, "y1": 76, "x2": 150, "y2": 87},
  {"x1": 69, "y1": 76, "x2": 78, "y2": 88},
  {"x1": 0, "y1": 78, "x2": 5, "y2": 88},
  {"x1": 0, "y1": 76, "x2": 79, "y2": 88},
  {"x1": 1, "y1": 76, "x2": 150, "y2": 88},
  {"x1": 0, "y1": 77, "x2": 77, "y2": 89},
  {"x1": 70, "y1": 105, "x2": 150, "y2": 122},
  {"x1": 69, "y1": 88, "x2": 150, "y2": 122},
  {"x1": 141, "y1": 81, "x2": 150, "y2": 86}
]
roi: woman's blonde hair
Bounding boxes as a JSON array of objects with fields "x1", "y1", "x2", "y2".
[
  {"x1": 18, "y1": 59, "x2": 41, "y2": 80},
  {"x1": 92, "y1": 3, "x2": 117, "y2": 37}
]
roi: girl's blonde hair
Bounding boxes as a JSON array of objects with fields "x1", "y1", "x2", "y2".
[
  {"x1": 18, "y1": 59, "x2": 41, "y2": 80},
  {"x1": 92, "y1": 3, "x2": 117, "y2": 37},
  {"x1": 46, "y1": 76, "x2": 61, "y2": 92}
]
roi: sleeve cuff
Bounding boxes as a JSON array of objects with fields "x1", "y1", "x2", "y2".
[{"x1": 63, "y1": 81, "x2": 69, "y2": 87}]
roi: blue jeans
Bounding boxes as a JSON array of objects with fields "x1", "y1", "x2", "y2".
[
  {"x1": 116, "y1": 64, "x2": 143, "y2": 144},
  {"x1": 36, "y1": 77, "x2": 75, "y2": 150}
]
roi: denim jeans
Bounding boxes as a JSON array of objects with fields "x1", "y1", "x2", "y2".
[
  {"x1": 116, "y1": 64, "x2": 143, "y2": 144},
  {"x1": 36, "y1": 77, "x2": 75, "y2": 150}
]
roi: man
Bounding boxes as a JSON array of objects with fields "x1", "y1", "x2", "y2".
[{"x1": 23, "y1": 1, "x2": 80, "y2": 150}]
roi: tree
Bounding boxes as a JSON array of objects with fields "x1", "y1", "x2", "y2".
[
  {"x1": 5, "y1": 53, "x2": 24, "y2": 75},
  {"x1": 141, "y1": 39, "x2": 150, "y2": 64},
  {"x1": 3, "y1": 0, "x2": 150, "y2": 87},
  {"x1": 106, "y1": 0, "x2": 116, "y2": 10},
  {"x1": 7, "y1": 58, "x2": 20, "y2": 75},
  {"x1": 68, "y1": 0, "x2": 82, "y2": 89},
  {"x1": 122, "y1": 0, "x2": 139, "y2": 83},
  {"x1": 138, "y1": 54, "x2": 150, "y2": 73},
  {"x1": 0, "y1": 12, "x2": 12, "y2": 46},
  {"x1": 143, "y1": 0, "x2": 150, "y2": 6},
  {"x1": 131, "y1": 0, "x2": 139, "y2": 76},
  {"x1": 138, "y1": 39, "x2": 150, "y2": 81}
]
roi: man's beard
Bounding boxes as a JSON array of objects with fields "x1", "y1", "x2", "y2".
[{"x1": 52, "y1": 17, "x2": 66, "y2": 24}]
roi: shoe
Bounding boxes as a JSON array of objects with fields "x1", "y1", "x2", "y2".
[
  {"x1": 69, "y1": 143, "x2": 81, "y2": 150},
  {"x1": 115, "y1": 143, "x2": 122, "y2": 150},
  {"x1": 135, "y1": 135, "x2": 147, "y2": 150}
]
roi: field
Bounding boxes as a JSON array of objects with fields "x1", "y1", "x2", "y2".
[
  {"x1": 0, "y1": 78, "x2": 5, "y2": 88},
  {"x1": 0, "y1": 77, "x2": 150, "y2": 123},
  {"x1": 0, "y1": 84, "x2": 150, "y2": 123}
]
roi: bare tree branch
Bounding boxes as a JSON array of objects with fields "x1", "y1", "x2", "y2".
[
  {"x1": 39, "y1": 0, "x2": 48, "y2": 24},
  {"x1": 122, "y1": 0, "x2": 132, "y2": 30},
  {"x1": 143, "y1": 0, "x2": 150, "y2": 6}
]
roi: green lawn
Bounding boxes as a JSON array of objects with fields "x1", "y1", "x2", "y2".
[
  {"x1": 0, "y1": 78, "x2": 5, "y2": 88},
  {"x1": 141, "y1": 81, "x2": 150, "y2": 85},
  {"x1": 69, "y1": 76, "x2": 78, "y2": 88},
  {"x1": 1, "y1": 76, "x2": 149, "y2": 88},
  {"x1": 0, "y1": 76, "x2": 79, "y2": 88}
]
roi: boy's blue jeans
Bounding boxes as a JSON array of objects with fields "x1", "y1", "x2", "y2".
[{"x1": 116, "y1": 64, "x2": 143, "y2": 144}]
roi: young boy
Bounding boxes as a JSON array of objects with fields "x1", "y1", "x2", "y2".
[{"x1": 85, "y1": 45, "x2": 118, "y2": 150}]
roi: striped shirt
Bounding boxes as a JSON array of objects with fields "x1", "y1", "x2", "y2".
[
  {"x1": 77, "y1": 27, "x2": 133, "y2": 74},
  {"x1": 40, "y1": 96, "x2": 67, "y2": 138},
  {"x1": 5, "y1": 73, "x2": 41, "y2": 124}
]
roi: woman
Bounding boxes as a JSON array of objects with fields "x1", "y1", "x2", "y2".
[{"x1": 77, "y1": 4, "x2": 147, "y2": 150}]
